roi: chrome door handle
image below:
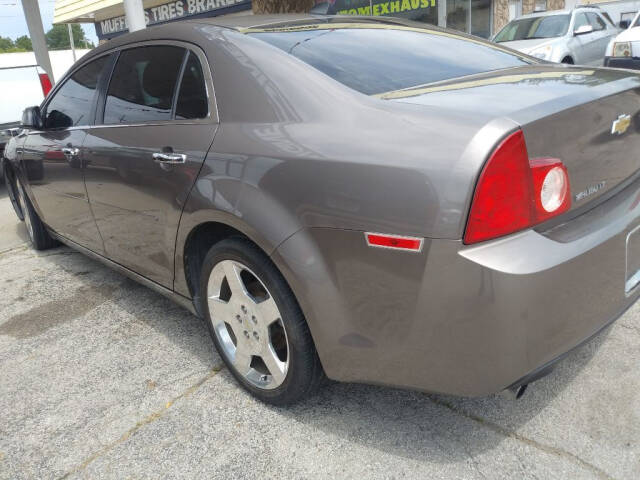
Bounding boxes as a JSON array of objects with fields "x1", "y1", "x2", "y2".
[
  {"x1": 62, "y1": 147, "x2": 79, "y2": 157},
  {"x1": 153, "y1": 152, "x2": 186, "y2": 164}
]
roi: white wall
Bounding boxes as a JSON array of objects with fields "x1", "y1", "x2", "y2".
[
  {"x1": 564, "y1": 0, "x2": 640, "y2": 24},
  {"x1": 596, "y1": 0, "x2": 640, "y2": 24},
  {"x1": 0, "y1": 49, "x2": 91, "y2": 82}
]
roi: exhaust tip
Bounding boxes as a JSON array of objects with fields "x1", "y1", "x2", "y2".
[
  {"x1": 514, "y1": 384, "x2": 528, "y2": 399},
  {"x1": 500, "y1": 383, "x2": 528, "y2": 400}
]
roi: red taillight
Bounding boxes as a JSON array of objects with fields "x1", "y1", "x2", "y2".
[
  {"x1": 39, "y1": 73, "x2": 52, "y2": 97},
  {"x1": 365, "y1": 233, "x2": 423, "y2": 252},
  {"x1": 463, "y1": 130, "x2": 570, "y2": 245}
]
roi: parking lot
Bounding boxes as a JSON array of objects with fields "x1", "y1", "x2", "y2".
[{"x1": 0, "y1": 182, "x2": 638, "y2": 480}]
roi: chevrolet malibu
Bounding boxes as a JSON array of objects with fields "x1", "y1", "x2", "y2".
[{"x1": 4, "y1": 15, "x2": 640, "y2": 405}]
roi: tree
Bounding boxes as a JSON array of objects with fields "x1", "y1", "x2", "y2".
[
  {"x1": 45, "y1": 24, "x2": 93, "y2": 50},
  {"x1": 252, "y1": 0, "x2": 314, "y2": 14},
  {"x1": 0, "y1": 36, "x2": 15, "y2": 52},
  {"x1": 15, "y1": 35, "x2": 32, "y2": 51}
]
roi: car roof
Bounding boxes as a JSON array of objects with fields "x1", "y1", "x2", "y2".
[
  {"x1": 518, "y1": 7, "x2": 601, "y2": 19},
  {"x1": 189, "y1": 13, "x2": 323, "y2": 29},
  {"x1": 83, "y1": 13, "x2": 494, "y2": 70},
  {"x1": 186, "y1": 13, "x2": 431, "y2": 31},
  {"x1": 85, "y1": 14, "x2": 434, "y2": 64}
]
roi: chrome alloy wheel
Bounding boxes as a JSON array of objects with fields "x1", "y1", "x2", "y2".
[
  {"x1": 207, "y1": 260, "x2": 290, "y2": 390},
  {"x1": 17, "y1": 180, "x2": 34, "y2": 240}
]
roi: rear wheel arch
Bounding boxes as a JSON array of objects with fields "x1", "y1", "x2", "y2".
[
  {"x1": 174, "y1": 186, "x2": 304, "y2": 300},
  {"x1": 561, "y1": 56, "x2": 574, "y2": 64},
  {"x1": 183, "y1": 221, "x2": 250, "y2": 306},
  {"x1": 180, "y1": 218, "x2": 297, "y2": 310}
]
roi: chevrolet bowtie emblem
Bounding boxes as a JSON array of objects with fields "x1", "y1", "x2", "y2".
[{"x1": 611, "y1": 114, "x2": 631, "y2": 135}]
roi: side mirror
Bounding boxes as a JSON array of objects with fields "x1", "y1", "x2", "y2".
[
  {"x1": 21, "y1": 106, "x2": 43, "y2": 130},
  {"x1": 574, "y1": 24, "x2": 594, "y2": 36},
  {"x1": 619, "y1": 20, "x2": 630, "y2": 29}
]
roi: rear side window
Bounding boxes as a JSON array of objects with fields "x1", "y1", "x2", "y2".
[
  {"x1": 601, "y1": 11, "x2": 615, "y2": 26},
  {"x1": 176, "y1": 52, "x2": 208, "y2": 120},
  {"x1": 248, "y1": 26, "x2": 530, "y2": 96},
  {"x1": 587, "y1": 13, "x2": 606, "y2": 31},
  {"x1": 44, "y1": 56, "x2": 108, "y2": 129},
  {"x1": 104, "y1": 46, "x2": 184, "y2": 124}
]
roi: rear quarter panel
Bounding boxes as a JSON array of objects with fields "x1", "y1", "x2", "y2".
[{"x1": 173, "y1": 26, "x2": 517, "y2": 303}]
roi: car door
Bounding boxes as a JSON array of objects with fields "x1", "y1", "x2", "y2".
[
  {"x1": 587, "y1": 12, "x2": 611, "y2": 63},
  {"x1": 570, "y1": 12, "x2": 597, "y2": 64},
  {"x1": 83, "y1": 44, "x2": 217, "y2": 288},
  {"x1": 21, "y1": 55, "x2": 111, "y2": 253}
]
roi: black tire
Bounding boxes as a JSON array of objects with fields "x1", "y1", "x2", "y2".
[
  {"x1": 3, "y1": 162, "x2": 24, "y2": 221},
  {"x1": 17, "y1": 177, "x2": 58, "y2": 250},
  {"x1": 561, "y1": 57, "x2": 574, "y2": 64},
  {"x1": 199, "y1": 237, "x2": 324, "y2": 405}
]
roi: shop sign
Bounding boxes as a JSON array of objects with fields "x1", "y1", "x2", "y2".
[
  {"x1": 332, "y1": 0, "x2": 436, "y2": 16},
  {"x1": 96, "y1": 0, "x2": 251, "y2": 39}
]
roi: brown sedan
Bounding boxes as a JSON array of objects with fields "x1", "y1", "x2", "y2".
[{"x1": 4, "y1": 15, "x2": 640, "y2": 404}]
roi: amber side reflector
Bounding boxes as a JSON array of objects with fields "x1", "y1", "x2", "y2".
[{"x1": 365, "y1": 233, "x2": 423, "y2": 252}]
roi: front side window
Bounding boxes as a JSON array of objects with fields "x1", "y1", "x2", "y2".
[
  {"x1": 249, "y1": 25, "x2": 530, "y2": 96},
  {"x1": 44, "y1": 56, "x2": 108, "y2": 129},
  {"x1": 573, "y1": 13, "x2": 590, "y2": 32},
  {"x1": 103, "y1": 46, "x2": 184, "y2": 125},
  {"x1": 493, "y1": 14, "x2": 571, "y2": 42},
  {"x1": 176, "y1": 52, "x2": 208, "y2": 120}
]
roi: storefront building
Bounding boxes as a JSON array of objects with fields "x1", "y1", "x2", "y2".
[
  {"x1": 326, "y1": 0, "x2": 570, "y2": 37},
  {"x1": 53, "y1": 0, "x2": 253, "y2": 41},
  {"x1": 53, "y1": 0, "x2": 571, "y2": 41}
]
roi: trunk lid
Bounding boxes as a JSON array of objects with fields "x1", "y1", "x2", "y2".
[{"x1": 382, "y1": 65, "x2": 640, "y2": 213}]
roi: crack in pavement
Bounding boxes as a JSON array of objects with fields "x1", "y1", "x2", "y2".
[
  {"x1": 0, "y1": 244, "x2": 28, "y2": 257},
  {"x1": 428, "y1": 396, "x2": 616, "y2": 480},
  {"x1": 57, "y1": 366, "x2": 223, "y2": 479},
  {"x1": 617, "y1": 322, "x2": 640, "y2": 335}
]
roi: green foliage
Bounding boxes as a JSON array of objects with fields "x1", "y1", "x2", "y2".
[
  {"x1": 0, "y1": 24, "x2": 94, "y2": 54},
  {"x1": 46, "y1": 24, "x2": 93, "y2": 50},
  {"x1": 0, "y1": 36, "x2": 17, "y2": 52},
  {"x1": 15, "y1": 35, "x2": 33, "y2": 51}
]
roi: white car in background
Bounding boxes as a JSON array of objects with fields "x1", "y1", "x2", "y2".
[
  {"x1": 605, "y1": 11, "x2": 640, "y2": 69},
  {"x1": 0, "y1": 49, "x2": 89, "y2": 181},
  {"x1": 494, "y1": 6, "x2": 619, "y2": 65},
  {"x1": 0, "y1": 64, "x2": 51, "y2": 181}
]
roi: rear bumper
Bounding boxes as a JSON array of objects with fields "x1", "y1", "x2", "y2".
[
  {"x1": 604, "y1": 56, "x2": 640, "y2": 70},
  {"x1": 506, "y1": 297, "x2": 633, "y2": 392},
  {"x1": 273, "y1": 177, "x2": 640, "y2": 397}
]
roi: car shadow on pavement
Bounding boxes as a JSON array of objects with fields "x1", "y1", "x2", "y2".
[
  {"x1": 0, "y1": 183, "x2": 30, "y2": 250},
  {"x1": 36, "y1": 238, "x2": 609, "y2": 465},
  {"x1": 36, "y1": 246, "x2": 219, "y2": 370},
  {"x1": 271, "y1": 323, "x2": 610, "y2": 464}
]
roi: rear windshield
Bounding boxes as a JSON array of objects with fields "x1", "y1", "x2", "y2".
[
  {"x1": 247, "y1": 25, "x2": 530, "y2": 95},
  {"x1": 494, "y1": 14, "x2": 571, "y2": 42}
]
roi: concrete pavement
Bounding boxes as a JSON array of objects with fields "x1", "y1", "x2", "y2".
[
  {"x1": 0, "y1": 183, "x2": 638, "y2": 479},
  {"x1": 0, "y1": 183, "x2": 28, "y2": 252}
]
